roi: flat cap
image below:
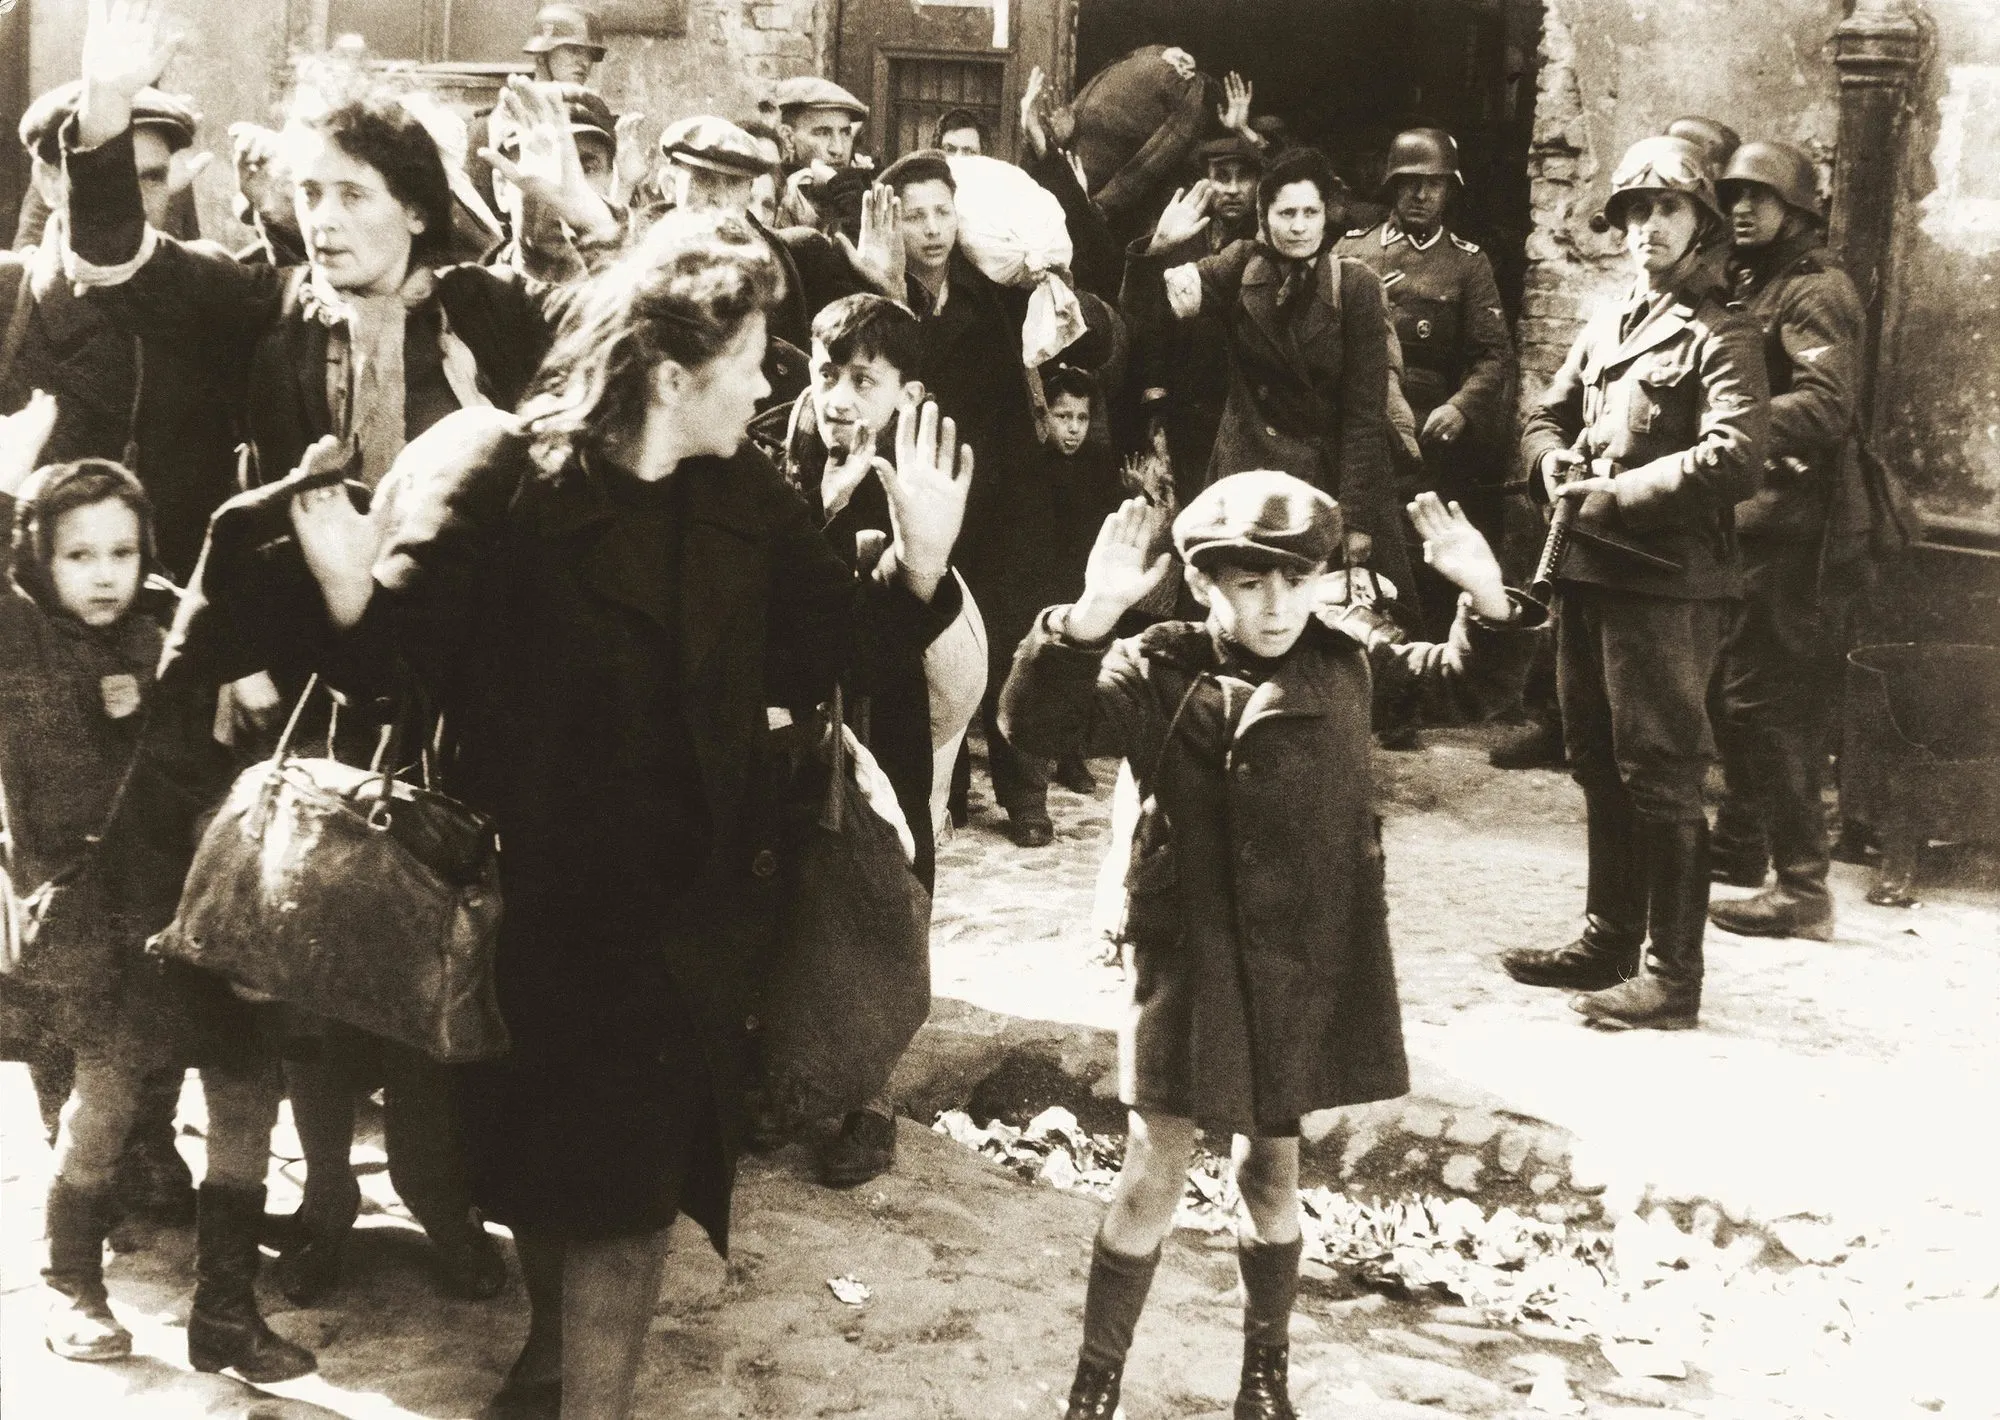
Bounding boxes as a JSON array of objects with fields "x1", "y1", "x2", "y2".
[
  {"x1": 660, "y1": 115, "x2": 771, "y2": 177},
  {"x1": 20, "y1": 81, "x2": 199, "y2": 163},
  {"x1": 1195, "y1": 132, "x2": 1263, "y2": 167},
  {"x1": 772, "y1": 76, "x2": 868, "y2": 120},
  {"x1": 1174, "y1": 470, "x2": 1343, "y2": 572}
]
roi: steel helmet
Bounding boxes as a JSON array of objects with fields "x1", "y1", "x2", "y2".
[
  {"x1": 1601, "y1": 135, "x2": 1725, "y2": 233},
  {"x1": 1718, "y1": 140, "x2": 1825, "y2": 221},
  {"x1": 523, "y1": 4, "x2": 606, "y2": 60},
  {"x1": 1381, "y1": 126, "x2": 1463, "y2": 193},
  {"x1": 1664, "y1": 115, "x2": 1741, "y2": 169}
]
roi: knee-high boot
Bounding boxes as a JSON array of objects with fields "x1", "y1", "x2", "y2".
[
  {"x1": 1711, "y1": 723, "x2": 1833, "y2": 940},
  {"x1": 1502, "y1": 788, "x2": 1645, "y2": 989},
  {"x1": 188, "y1": 1183, "x2": 317, "y2": 1382},
  {"x1": 1575, "y1": 818, "x2": 1707, "y2": 1030}
]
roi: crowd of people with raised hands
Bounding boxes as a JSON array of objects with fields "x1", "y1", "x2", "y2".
[{"x1": 0, "y1": 3, "x2": 1875, "y2": 1417}]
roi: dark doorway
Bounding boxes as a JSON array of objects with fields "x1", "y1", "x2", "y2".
[{"x1": 1072, "y1": 0, "x2": 1542, "y2": 319}]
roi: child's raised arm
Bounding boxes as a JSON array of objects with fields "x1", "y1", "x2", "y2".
[
  {"x1": 1062, "y1": 498, "x2": 1175, "y2": 643},
  {"x1": 1407, "y1": 491, "x2": 1511, "y2": 622}
]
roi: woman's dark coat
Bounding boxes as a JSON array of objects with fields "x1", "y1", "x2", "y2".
[
  {"x1": 63, "y1": 125, "x2": 555, "y2": 492},
  {"x1": 999, "y1": 599, "x2": 1536, "y2": 1132},
  {"x1": 311, "y1": 409, "x2": 959, "y2": 1250},
  {"x1": 1130, "y1": 239, "x2": 1415, "y2": 601}
]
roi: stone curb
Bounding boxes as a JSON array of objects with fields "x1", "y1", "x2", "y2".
[{"x1": 892, "y1": 997, "x2": 1606, "y2": 1226}]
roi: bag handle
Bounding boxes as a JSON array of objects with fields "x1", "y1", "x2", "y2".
[
  {"x1": 272, "y1": 673, "x2": 426, "y2": 824},
  {"x1": 819, "y1": 683, "x2": 848, "y2": 834}
]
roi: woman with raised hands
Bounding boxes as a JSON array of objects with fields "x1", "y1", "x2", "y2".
[{"x1": 284, "y1": 208, "x2": 973, "y2": 1419}]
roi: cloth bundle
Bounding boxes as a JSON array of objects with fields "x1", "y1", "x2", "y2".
[{"x1": 947, "y1": 155, "x2": 1087, "y2": 369}]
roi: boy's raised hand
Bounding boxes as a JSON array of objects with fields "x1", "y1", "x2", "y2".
[
  {"x1": 877, "y1": 394, "x2": 971, "y2": 605},
  {"x1": 839, "y1": 185, "x2": 907, "y2": 298},
  {"x1": 0, "y1": 391, "x2": 59, "y2": 498},
  {"x1": 1067, "y1": 498, "x2": 1172, "y2": 643},
  {"x1": 1408, "y1": 491, "x2": 1511, "y2": 621}
]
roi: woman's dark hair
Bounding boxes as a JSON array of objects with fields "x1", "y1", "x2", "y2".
[
  {"x1": 11, "y1": 459, "x2": 157, "y2": 593},
  {"x1": 931, "y1": 109, "x2": 988, "y2": 150},
  {"x1": 287, "y1": 71, "x2": 454, "y2": 267},
  {"x1": 811, "y1": 293, "x2": 923, "y2": 381},
  {"x1": 1257, "y1": 146, "x2": 1344, "y2": 233},
  {"x1": 520, "y1": 210, "x2": 784, "y2": 474},
  {"x1": 877, "y1": 148, "x2": 956, "y2": 197}
]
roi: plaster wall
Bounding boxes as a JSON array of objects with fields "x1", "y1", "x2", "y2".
[
  {"x1": 1876, "y1": 0, "x2": 2000, "y2": 524},
  {"x1": 1519, "y1": 0, "x2": 1845, "y2": 413}
]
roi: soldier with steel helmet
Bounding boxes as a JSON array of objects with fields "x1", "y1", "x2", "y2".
[
  {"x1": 1335, "y1": 127, "x2": 1517, "y2": 638},
  {"x1": 1706, "y1": 139, "x2": 1865, "y2": 943},
  {"x1": 1498, "y1": 135, "x2": 1769, "y2": 1032},
  {"x1": 523, "y1": 2, "x2": 608, "y2": 86}
]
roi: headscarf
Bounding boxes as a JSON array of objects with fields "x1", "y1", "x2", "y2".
[{"x1": 8, "y1": 459, "x2": 159, "y2": 632}]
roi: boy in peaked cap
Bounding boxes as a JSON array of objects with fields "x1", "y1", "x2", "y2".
[{"x1": 998, "y1": 473, "x2": 1540, "y2": 1420}]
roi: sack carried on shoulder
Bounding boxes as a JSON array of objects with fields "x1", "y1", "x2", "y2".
[
  {"x1": 759, "y1": 687, "x2": 932, "y2": 1131},
  {"x1": 153, "y1": 677, "x2": 509, "y2": 1063}
]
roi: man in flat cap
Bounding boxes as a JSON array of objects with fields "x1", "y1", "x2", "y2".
[
  {"x1": 485, "y1": 83, "x2": 623, "y2": 280},
  {"x1": 12, "y1": 80, "x2": 202, "y2": 250},
  {"x1": 773, "y1": 76, "x2": 874, "y2": 236}
]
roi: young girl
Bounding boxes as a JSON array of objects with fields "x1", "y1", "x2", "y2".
[
  {"x1": 1000, "y1": 478, "x2": 1539, "y2": 1419},
  {"x1": 0, "y1": 402, "x2": 311, "y2": 1380}
]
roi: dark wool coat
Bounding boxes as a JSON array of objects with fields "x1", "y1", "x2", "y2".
[
  {"x1": 0, "y1": 489, "x2": 245, "y2": 1070},
  {"x1": 0, "y1": 236, "x2": 240, "y2": 580},
  {"x1": 1521, "y1": 282, "x2": 1769, "y2": 601},
  {"x1": 1725, "y1": 235, "x2": 1868, "y2": 551},
  {"x1": 63, "y1": 126, "x2": 555, "y2": 493},
  {"x1": 1120, "y1": 224, "x2": 1244, "y2": 504},
  {"x1": 999, "y1": 599, "x2": 1537, "y2": 1133},
  {"x1": 316, "y1": 409, "x2": 959, "y2": 1251},
  {"x1": 1130, "y1": 239, "x2": 1414, "y2": 600},
  {"x1": 902, "y1": 252, "x2": 1041, "y2": 603},
  {"x1": 780, "y1": 390, "x2": 941, "y2": 892}
]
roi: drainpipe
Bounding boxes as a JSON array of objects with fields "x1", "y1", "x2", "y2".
[{"x1": 1827, "y1": 0, "x2": 1928, "y2": 434}]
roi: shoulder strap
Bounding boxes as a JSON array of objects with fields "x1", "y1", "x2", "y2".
[
  {"x1": 0, "y1": 262, "x2": 36, "y2": 391},
  {"x1": 1146, "y1": 673, "x2": 1204, "y2": 786}
]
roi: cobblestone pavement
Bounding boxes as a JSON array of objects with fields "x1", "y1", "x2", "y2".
[{"x1": 2, "y1": 726, "x2": 1995, "y2": 1419}]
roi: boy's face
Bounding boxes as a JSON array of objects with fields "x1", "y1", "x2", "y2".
[
  {"x1": 896, "y1": 179, "x2": 959, "y2": 275},
  {"x1": 1047, "y1": 392, "x2": 1091, "y2": 456},
  {"x1": 1188, "y1": 558, "x2": 1323, "y2": 660},
  {"x1": 809, "y1": 340, "x2": 914, "y2": 455},
  {"x1": 50, "y1": 499, "x2": 144, "y2": 628}
]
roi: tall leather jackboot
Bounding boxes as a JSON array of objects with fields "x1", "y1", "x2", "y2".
[
  {"x1": 1711, "y1": 723, "x2": 1833, "y2": 940},
  {"x1": 1710, "y1": 717, "x2": 1771, "y2": 887},
  {"x1": 1575, "y1": 818, "x2": 1708, "y2": 1030},
  {"x1": 188, "y1": 1183, "x2": 316, "y2": 1383},
  {"x1": 1502, "y1": 789, "x2": 1645, "y2": 989},
  {"x1": 43, "y1": 1179, "x2": 131, "y2": 1361}
]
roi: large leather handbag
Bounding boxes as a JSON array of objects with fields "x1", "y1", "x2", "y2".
[
  {"x1": 759, "y1": 686, "x2": 933, "y2": 1130},
  {"x1": 152, "y1": 677, "x2": 509, "y2": 1063}
]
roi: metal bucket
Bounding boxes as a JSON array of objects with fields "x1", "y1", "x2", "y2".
[{"x1": 1841, "y1": 643, "x2": 2000, "y2": 904}]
